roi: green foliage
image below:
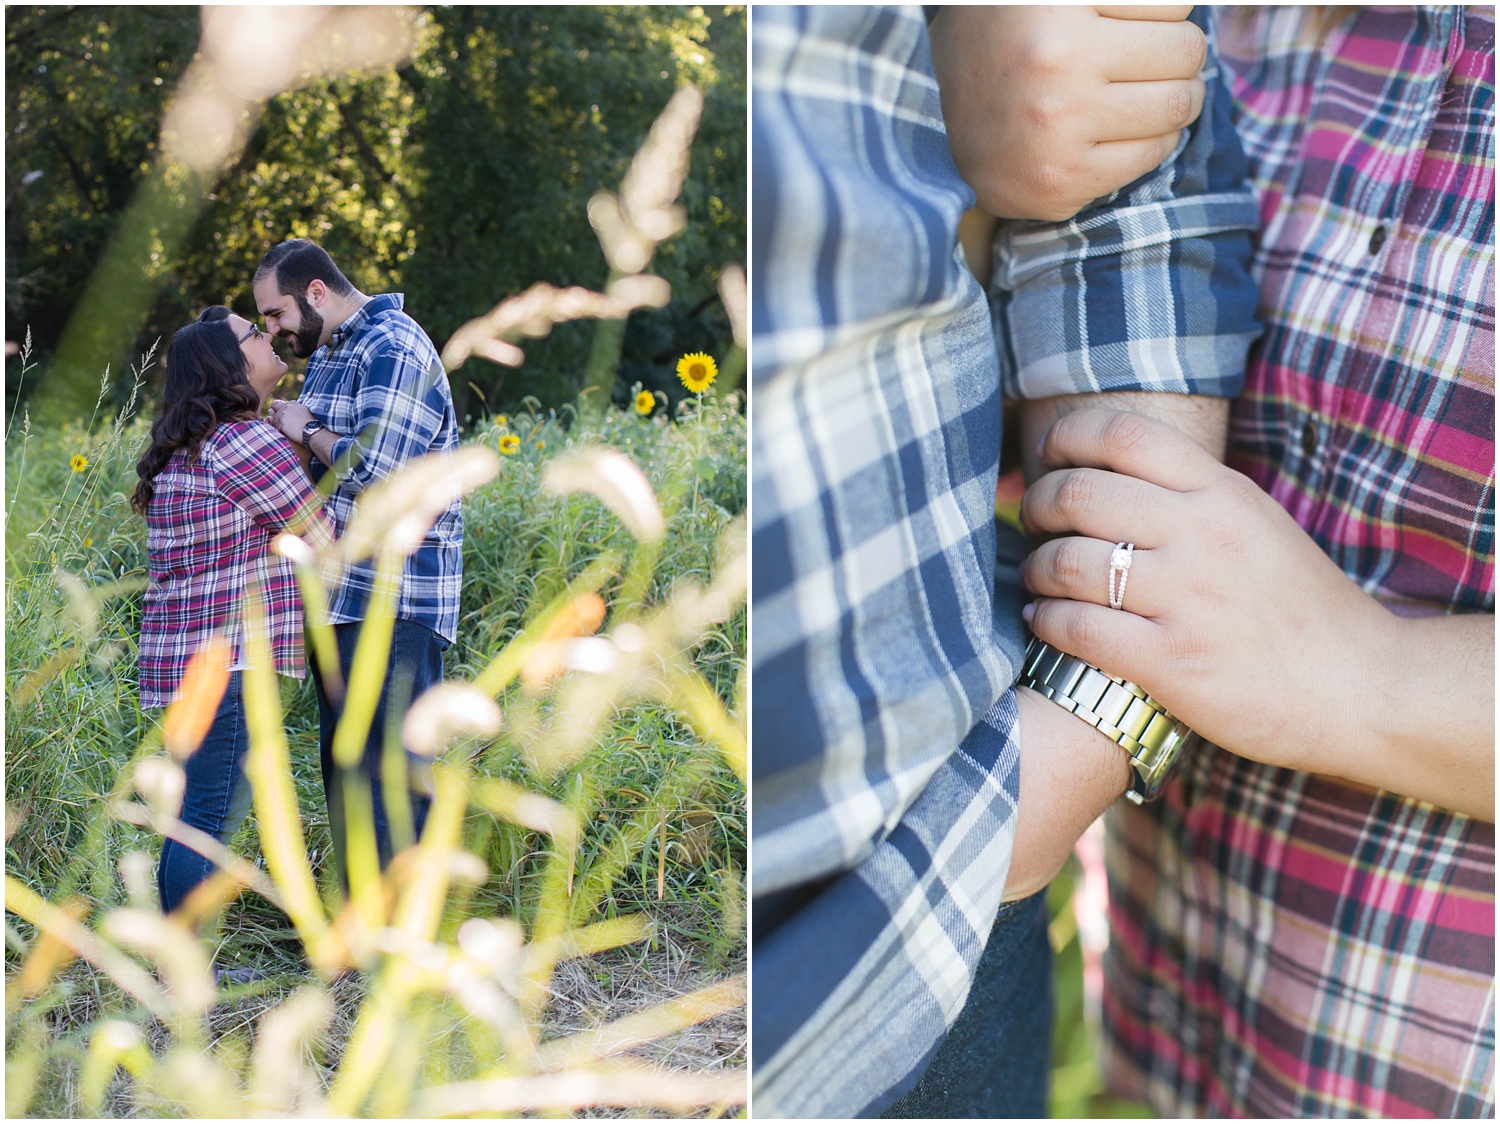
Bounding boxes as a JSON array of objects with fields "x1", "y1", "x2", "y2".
[
  {"x1": 5, "y1": 390, "x2": 746, "y2": 1116},
  {"x1": 5, "y1": 390, "x2": 745, "y2": 916},
  {"x1": 401, "y1": 6, "x2": 746, "y2": 418},
  {"x1": 5, "y1": 5, "x2": 746, "y2": 424},
  {"x1": 1046, "y1": 857, "x2": 1154, "y2": 1118},
  {"x1": 5, "y1": 8, "x2": 199, "y2": 341}
]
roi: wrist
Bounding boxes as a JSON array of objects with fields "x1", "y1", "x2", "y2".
[
  {"x1": 1004, "y1": 686, "x2": 1131, "y2": 901},
  {"x1": 1347, "y1": 605, "x2": 1436, "y2": 785},
  {"x1": 312, "y1": 432, "x2": 335, "y2": 468},
  {"x1": 1297, "y1": 594, "x2": 1401, "y2": 785},
  {"x1": 1018, "y1": 637, "x2": 1194, "y2": 804},
  {"x1": 1017, "y1": 685, "x2": 1133, "y2": 807},
  {"x1": 1305, "y1": 605, "x2": 1493, "y2": 821}
]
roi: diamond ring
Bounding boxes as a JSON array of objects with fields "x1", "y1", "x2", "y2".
[{"x1": 1108, "y1": 542, "x2": 1134, "y2": 610}]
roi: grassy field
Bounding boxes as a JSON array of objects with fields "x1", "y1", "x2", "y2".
[{"x1": 4, "y1": 360, "x2": 747, "y2": 1116}]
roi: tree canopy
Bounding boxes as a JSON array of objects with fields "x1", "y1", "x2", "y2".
[{"x1": 5, "y1": 5, "x2": 746, "y2": 425}]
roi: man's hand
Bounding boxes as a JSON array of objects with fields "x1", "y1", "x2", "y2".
[{"x1": 931, "y1": 6, "x2": 1207, "y2": 221}]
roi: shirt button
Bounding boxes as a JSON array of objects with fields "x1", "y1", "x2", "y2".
[
  {"x1": 1300, "y1": 420, "x2": 1319, "y2": 457},
  {"x1": 1368, "y1": 225, "x2": 1388, "y2": 255}
]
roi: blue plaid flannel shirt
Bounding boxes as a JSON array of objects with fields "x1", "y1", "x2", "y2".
[
  {"x1": 751, "y1": 6, "x2": 1260, "y2": 1116},
  {"x1": 299, "y1": 293, "x2": 463, "y2": 642}
]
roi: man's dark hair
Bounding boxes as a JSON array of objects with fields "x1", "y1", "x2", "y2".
[{"x1": 254, "y1": 238, "x2": 356, "y2": 299}]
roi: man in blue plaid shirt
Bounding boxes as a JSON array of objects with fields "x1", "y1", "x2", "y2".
[
  {"x1": 257, "y1": 239, "x2": 462, "y2": 880},
  {"x1": 752, "y1": 6, "x2": 1260, "y2": 1117}
]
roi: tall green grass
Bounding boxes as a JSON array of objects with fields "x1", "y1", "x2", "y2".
[
  {"x1": 5, "y1": 385, "x2": 746, "y2": 1117},
  {"x1": 6, "y1": 85, "x2": 746, "y2": 1117}
]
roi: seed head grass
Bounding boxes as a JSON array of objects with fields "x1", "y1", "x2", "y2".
[
  {"x1": 8, "y1": 81, "x2": 744, "y2": 1116},
  {"x1": 6, "y1": 380, "x2": 746, "y2": 1117}
]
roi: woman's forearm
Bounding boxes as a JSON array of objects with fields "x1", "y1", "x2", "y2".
[
  {"x1": 1349, "y1": 611, "x2": 1495, "y2": 821},
  {"x1": 1019, "y1": 407, "x2": 1495, "y2": 824}
]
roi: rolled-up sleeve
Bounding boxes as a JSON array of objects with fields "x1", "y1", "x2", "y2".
[{"x1": 993, "y1": 7, "x2": 1262, "y2": 400}]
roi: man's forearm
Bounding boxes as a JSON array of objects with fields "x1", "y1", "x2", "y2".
[
  {"x1": 1003, "y1": 686, "x2": 1132, "y2": 900},
  {"x1": 291, "y1": 437, "x2": 316, "y2": 481},
  {"x1": 308, "y1": 426, "x2": 341, "y2": 470},
  {"x1": 1019, "y1": 390, "x2": 1229, "y2": 483},
  {"x1": 1000, "y1": 390, "x2": 1232, "y2": 900}
]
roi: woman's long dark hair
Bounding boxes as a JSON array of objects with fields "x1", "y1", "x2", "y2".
[{"x1": 130, "y1": 306, "x2": 261, "y2": 514}]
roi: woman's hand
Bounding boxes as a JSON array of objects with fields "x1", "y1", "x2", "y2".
[
  {"x1": 267, "y1": 398, "x2": 313, "y2": 444},
  {"x1": 1019, "y1": 409, "x2": 1495, "y2": 819},
  {"x1": 930, "y1": 6, "x2": 1207, "y2": 221}
]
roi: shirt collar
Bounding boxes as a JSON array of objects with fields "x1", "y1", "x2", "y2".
[{"x1": 328, "y1": 292, "x2": 404, "y2": 350}]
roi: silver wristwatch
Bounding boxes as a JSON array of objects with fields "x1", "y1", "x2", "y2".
[
  {"x1": 1017, "y1": 636, "x2": 1197, "y2": 804},
  {"x1": 301, "y1": 418, "x2": 326, "y2": 447}
]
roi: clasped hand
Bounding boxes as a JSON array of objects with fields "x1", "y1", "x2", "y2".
[
  {"x1": 1018, "y1": 409, "x2": 1394, "y2": 777},
  {"x1": 931, "y1": 6, "x2": 1208, "y2": 221},
  {"x1": 266, "y1": 398, "x2": 313, "y2": 444}
]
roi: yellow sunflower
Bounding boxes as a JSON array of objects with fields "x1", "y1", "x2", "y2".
[
  {"x1": 635, "y1": 390, "x2": 655, "y2": 415},
  {"x1": 70, "y1": 454, "x2": 89, "y2": 472},
  {"x1": 499, "y1": 434, "x2": 520, "y2": 455},
  {"x1": 496, "y1": 414, "x2": 508, "y2": 428},
  {"x1": 676, "y1": 352, "x2": 717, "y2": 394},
  {"x1": 534, "y1": 440, "x2": 545, "y2": 450}
]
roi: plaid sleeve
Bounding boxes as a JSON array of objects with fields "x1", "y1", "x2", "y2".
[
  {"x1": 992, "y1": 7, "x2": 1262, "y2": 399},
  {"x1": 752, "y1": 3, "x2": 1016, "y2": 901},
  {"x1": 214, "y1": 421, "x2": 334, "y2": 547},
  {"x1": 751, "y1": 8, "x2": 1028, "y2": 1117},
  {"x1": 327, "y1": 340, "x2": 448, "y2": 495},
  {"x1": 753, "y1": 694, "x2": 1020, "y2": 1118}
]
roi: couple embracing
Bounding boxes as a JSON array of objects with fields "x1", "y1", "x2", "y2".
[
  {"x1": 752, "y1": 5, "x2": 1493, "y2": 1118},
  {"x1": 131, "y1": 239, "x2": 462, "y2": 968}
]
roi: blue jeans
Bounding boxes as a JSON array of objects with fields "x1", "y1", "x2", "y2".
[
  {"x1": 157, "y1": 672, "x2": 253, "y2": 915},
  {"x1": 310, "y1": 618, "x2": 447, "y2": 883},
  {"x1": 883, "y1": 888, "x2": 1054, "y2": 1118}
]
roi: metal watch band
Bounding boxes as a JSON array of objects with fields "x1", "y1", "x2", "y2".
[
  {"x1": 301, "y1": 419, "x2": 325, "y2": 446},
  {"x1": 1017, "y1": 636, "x2": 1196, "y2": 805}
]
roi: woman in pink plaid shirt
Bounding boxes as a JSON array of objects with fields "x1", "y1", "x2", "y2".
[
  {"x1": 1020, "y1": 7, "x2": 1493, "y2": 1116},
  {"x1": 132, "y1": 305, "x2": 334, "y2": 948}
]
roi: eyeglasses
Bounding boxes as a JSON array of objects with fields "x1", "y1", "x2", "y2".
[{"x1": 235, "y1": 323, "x2": 263, "y2": 345}]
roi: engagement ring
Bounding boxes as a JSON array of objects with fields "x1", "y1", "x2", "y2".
[{"x1": 1108, "y1": 542, "x2": 1133, "y2": 610}]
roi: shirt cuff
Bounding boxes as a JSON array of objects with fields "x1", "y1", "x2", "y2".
[{"x1": 993, "y1": 193, "x2": 1262, "y2": 400}]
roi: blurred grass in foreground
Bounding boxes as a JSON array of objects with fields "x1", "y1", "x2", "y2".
[
  {"x1": 6, "y1": 85, "x2": 746, "y2": 1118},
  {"x1": 5, "y1": 386, "x2": 747, "y2": 1120}
]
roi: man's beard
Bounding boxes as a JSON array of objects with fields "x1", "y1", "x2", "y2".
[{"x1": 287, "y1": 292, "x2": 325, "y2": 358}]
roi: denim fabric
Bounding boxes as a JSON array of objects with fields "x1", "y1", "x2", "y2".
[
  {"x1": 311, "y1": 618, "x2": 447, "y2": 880},
  {"x1": 882, "y1": 888, "x2": 1054, "y2": 1118},
  {"x1": 157, "y1": 672, "x2": 253, "y2": 914}
]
